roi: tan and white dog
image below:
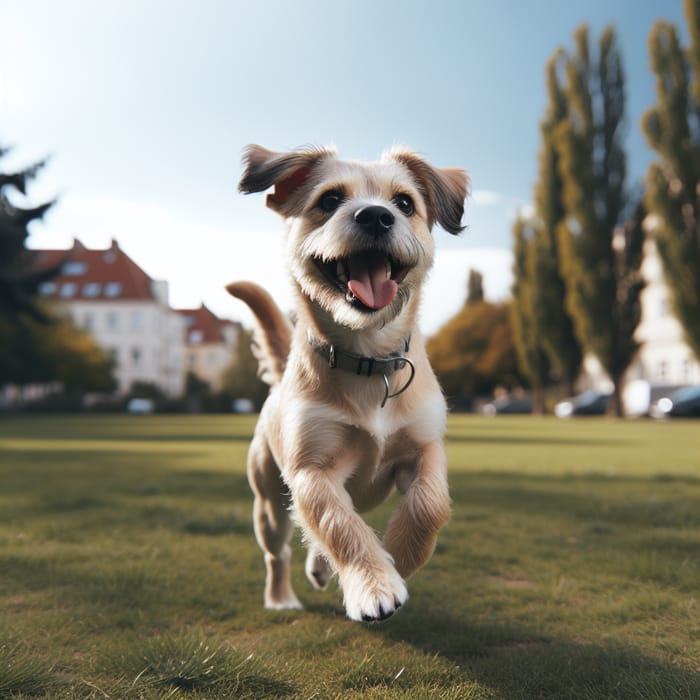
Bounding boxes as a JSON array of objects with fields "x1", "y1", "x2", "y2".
[{"x1": 227, "y1": 144, "x2": 468, "y2": 621}]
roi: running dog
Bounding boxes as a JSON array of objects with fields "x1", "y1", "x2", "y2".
[{"x1": 227, "y1": 144, "x2": 468, "y2": 621}]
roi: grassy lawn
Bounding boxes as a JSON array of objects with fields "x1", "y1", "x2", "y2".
[{"x1": 1, "y1": 413, "x2": 699, "y2": 699}]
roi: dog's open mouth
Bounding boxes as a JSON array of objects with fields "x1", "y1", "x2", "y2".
[{"x1": 315, "y1": 251, "x2": 411, "y2": 311}]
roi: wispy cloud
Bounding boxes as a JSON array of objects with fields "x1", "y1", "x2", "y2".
[{"x1": 471, "y1": 189, "x2": 505, "y2": 207}]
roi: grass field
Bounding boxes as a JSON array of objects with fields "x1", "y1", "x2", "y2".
[{"x1": 1, "y1": 414, "x2": 699, "y2": 699}]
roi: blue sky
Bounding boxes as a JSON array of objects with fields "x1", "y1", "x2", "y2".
[{"x1": 2, "y1": 0, "x2": 687, "y2": 333}]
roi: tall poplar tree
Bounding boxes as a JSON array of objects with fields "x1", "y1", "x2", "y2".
[
  {"x1": 510, "y1": 216, "x2": 550, "y2": 414},
  {"x1": 642, "y1": 0, "x2": 700, "y2": 360},
  {"x1": 555, "y1": 25, "x2": 644, "y2": 417},
  {"x1": 530, "y1": 51, "x2": 583, "y2": 396}
]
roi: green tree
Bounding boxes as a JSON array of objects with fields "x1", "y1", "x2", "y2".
[
  {"x1": 0, "y1": 139, "x2": 116, "y2": 399},
  {"x1": 427, "y1": 300, "x2": 521, "y2": 410},
  {"x1": 466, "y1": 268, "x2": 484, "y2": 305},
  {"x1": 0, "y1": 145, "x2": 57, "y2": 321},
  {"x1": 0, "y1": 313, "x2": 116, "y2": 393},
  {"x1": 530, "y1": 51, "x2": 583, "y2": 396},
  {"x1": 221, "y1": 328, "x2": 269, "y2": 411},
  {"x1": 510, "y1": 216, "x2": 550, "y2": 414},
  {"x1": 555, "y1": 25, "x2": 644, "y2": 416},
  {"x1": 642, "y1": 0, "x2": 700, "y2": 360}
]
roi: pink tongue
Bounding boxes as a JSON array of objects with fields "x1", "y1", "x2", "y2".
[{"x1": 347, "y1": 252, "x2": 397, "y2": 310}]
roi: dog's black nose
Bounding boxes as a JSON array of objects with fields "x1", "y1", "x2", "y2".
[{"x1": 354, "y1": 205, "x2": 395, "y2": 235}]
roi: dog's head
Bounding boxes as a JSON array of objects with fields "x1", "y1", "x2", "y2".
[{"x1": 239, "y1": 144, "x2": 469, "y2": 334}]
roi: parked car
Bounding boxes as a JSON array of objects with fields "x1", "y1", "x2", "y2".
[
  {"x1": 126, "y1": 398, "x2": 155, "y2": 414},
  {"x1": 481, "y1": 396, "x2": 533, "y2": 416},
  {"x1": 650, "y1": 385, "x2": 700, "y2": 419},
  {"x1": 554, "y1": 390, "x2": 611, "y2": 418}
]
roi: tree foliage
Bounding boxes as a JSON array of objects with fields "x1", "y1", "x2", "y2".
[
  {"x1": 531, "y1": 52, "x2": 583, "y2": 395},
  {"x1": 0, "y1": 138, "x2": 116, "y2": 397},
  {"x1": 427, "y1": 299, "x2": 521, "y2": 409},
  {"x1": 510, "y1": 217, "x2": 550, "y2": 413},
  {"x1": 641, "y1": 0, "x2": 700, "y2": 360},
  {"x1": 554, "y1": 25, "x2": 645, "y2": 416},
  {"x1": 466, "y1": 268, "x2": 484, "y2": 306},
  {"x1": 220, "y1": 328, "x2": 269, "y2": 410},
  {"x1": 0, "y1": 312, "x2": 117, "y2": 392},
  {"x1": 0, "y1": 145, "x2": 58, "y2": 322}
]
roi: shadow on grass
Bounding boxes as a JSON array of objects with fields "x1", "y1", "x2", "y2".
[{"x1": 372, "y1": 608, "x2": 700, "y2": 700}]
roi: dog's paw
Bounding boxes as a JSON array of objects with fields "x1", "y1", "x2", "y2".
[
  {"x1": 264, "y1": 594, "x2": 304, "y2": 611},
  {"x1": 340, "y1": 563, "x2": 408, "y2": 622},
  {"x1": 305, "y1": 549, "x2": 334, "y2": 590}
]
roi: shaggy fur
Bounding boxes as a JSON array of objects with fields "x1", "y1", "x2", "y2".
[{"x1": 227, "y1": 144, "x2": 469, "y2": 621}]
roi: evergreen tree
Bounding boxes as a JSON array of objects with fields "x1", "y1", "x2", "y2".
[
  {"x1": 0, "y1": 145, "x2": 58, "y2": 321},
  {"x1": 509, "y1": 216, "x2": 550, "y2": 414},
  {"x1": 555, "y1": 25, "x2": 644, "y2": 416},
  {"x1": 531, "y1": 52, "x2": 583, "y2": 396},
  {"x1": 466, "y1": 268, "x2": 484, "y2": 305},
  {"x1": 641, "y1": 0, "x2": 700, "y2": 360}
]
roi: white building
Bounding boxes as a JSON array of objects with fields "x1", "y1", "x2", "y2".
[
  {"x1": 579, "y1": 233, "x2": 700, "y2": 410},
  {"x1": 36, "y1": 239, "x2": 186, "y2": 397},
  {"x1": 176, "y1": 304, "x2": 241, "y2": 392},
  {"x1": 631, "y1": 236, "x2": 700, "y2": 387}
]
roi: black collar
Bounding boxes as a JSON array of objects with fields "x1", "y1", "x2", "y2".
[{"x1": 313, "y1": 335, "x2": 412, "y2": 377}]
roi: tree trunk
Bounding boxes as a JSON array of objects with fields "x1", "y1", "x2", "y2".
[
  {"x1": 531, "y1": 385, "x2": 547, "y2": 415},
  {"x1": 609, "y1": 377, "x2": 625, "y2": 418}
]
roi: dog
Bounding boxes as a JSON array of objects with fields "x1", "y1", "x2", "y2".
[{"x1": 227, "y1": 144, "x2": 469, "y2": 621}]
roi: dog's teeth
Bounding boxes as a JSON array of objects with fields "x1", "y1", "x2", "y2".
[
  {"x1": 386, "y1": 260, "x2": 392, "y2": 279},
  {"x1": 337, "y1": 261, "x2": 348, "y2": 283},
  {"x1": 346, "y1": 290, "x2": 356, "y2": 303}
]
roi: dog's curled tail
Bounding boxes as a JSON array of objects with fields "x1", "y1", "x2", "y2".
[{"x1": 225, "y1": 281, "x2": 292, "y2": 386}]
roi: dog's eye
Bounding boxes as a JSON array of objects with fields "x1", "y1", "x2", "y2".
[
  {"x1": 393, "y1": 193, "x2": 415, "y2": 217},
  {"x1": 318, "y1": 190, "x2": 344, "y2": 213}
]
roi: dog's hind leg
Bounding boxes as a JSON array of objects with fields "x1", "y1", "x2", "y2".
[
  {"x1": 305, "y1": 542, "x2": 333, "y2": 590},
  {"x1": 248, "y1": 437, "x2": 302, "y2": 610},
  {"x1": 383, "y1": 440, "x2": 451, "y2": 579}
]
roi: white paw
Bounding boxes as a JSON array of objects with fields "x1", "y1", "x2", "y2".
[
  {"x1": 264, "y1": 596, "x2": 303, "y2": 611},
  {"x1": 340, "y1": 562, "x2": 408, "y2": 622}
]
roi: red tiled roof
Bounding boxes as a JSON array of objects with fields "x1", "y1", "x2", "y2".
[
  {"x1": 33, "y1": 239, "x2": 157, "y2": 301},
  {"x1": 176, "y1": 304, "x2": 232, "y2": 345}
]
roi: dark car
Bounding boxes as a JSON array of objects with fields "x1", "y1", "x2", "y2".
[
  {"x1": 650, "y1": 385, "x2": 700, "y2": 418},
  {"x1": 554, "y1": 390, "x2": 611, "y2": 418},
  {"x1": 481, "y1": 396, "x2": 533, "y2": 416}
]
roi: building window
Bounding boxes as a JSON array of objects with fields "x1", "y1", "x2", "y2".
[
  {"x1": 106, "y1": 311, "x2": 120, "y2": 331},
  {"x1": 130, "y1": 311, "x2": 143, "y2": 331},
  {"x1": 59, "y1": 282, "x2": 77, "y2": 298},
  {"x1": 83, "y1": 312, "x2": 95, "y2": 331},
  {"x1": 82, "y1": 282, "x2": 101, "y2": 297},
  {"x1": 105, "y1": 282, "x2": 123, "y2": 298},
  {"x1": 682, "y1": 358, "x2": 691, "y2": 382},
  {"x1": 39, "y1": 281, "x2": 57, "y2": 296},
  {"x1": 657, "y1": 360, "x2": 668, "y2": 383},
  {"x1": 62, "y1": 261, "x2": 87, "y2": 276},
  {"x1": 131, "y1": 347, "x2": 142, "y2": 366},
  {"x1": 189, "y1": 330, "x2": 203, "y2": 344}
]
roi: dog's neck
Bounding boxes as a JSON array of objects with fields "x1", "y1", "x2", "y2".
[{"x1": 297, "y1": 296, "x2": 417, "y2": 359}]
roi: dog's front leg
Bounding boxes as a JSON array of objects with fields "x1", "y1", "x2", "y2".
[
  {"x1": 383, "y1": 440, "x2": 451, "y2": 579},
  {"x1": 289, "y1": 467, "x2": 408, "y2": 622}
]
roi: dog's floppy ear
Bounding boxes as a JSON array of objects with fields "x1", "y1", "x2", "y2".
[
  {"x1": 386, "y1": 148, "x2": 469, "y2": 234},
  {"x1": 239, "y1": 144, "x2": 335, "y2": 216}
]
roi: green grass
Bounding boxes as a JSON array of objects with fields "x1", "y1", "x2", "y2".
[{"x1": 0, "y1": 413, "x2": 699, "y2": 698}]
